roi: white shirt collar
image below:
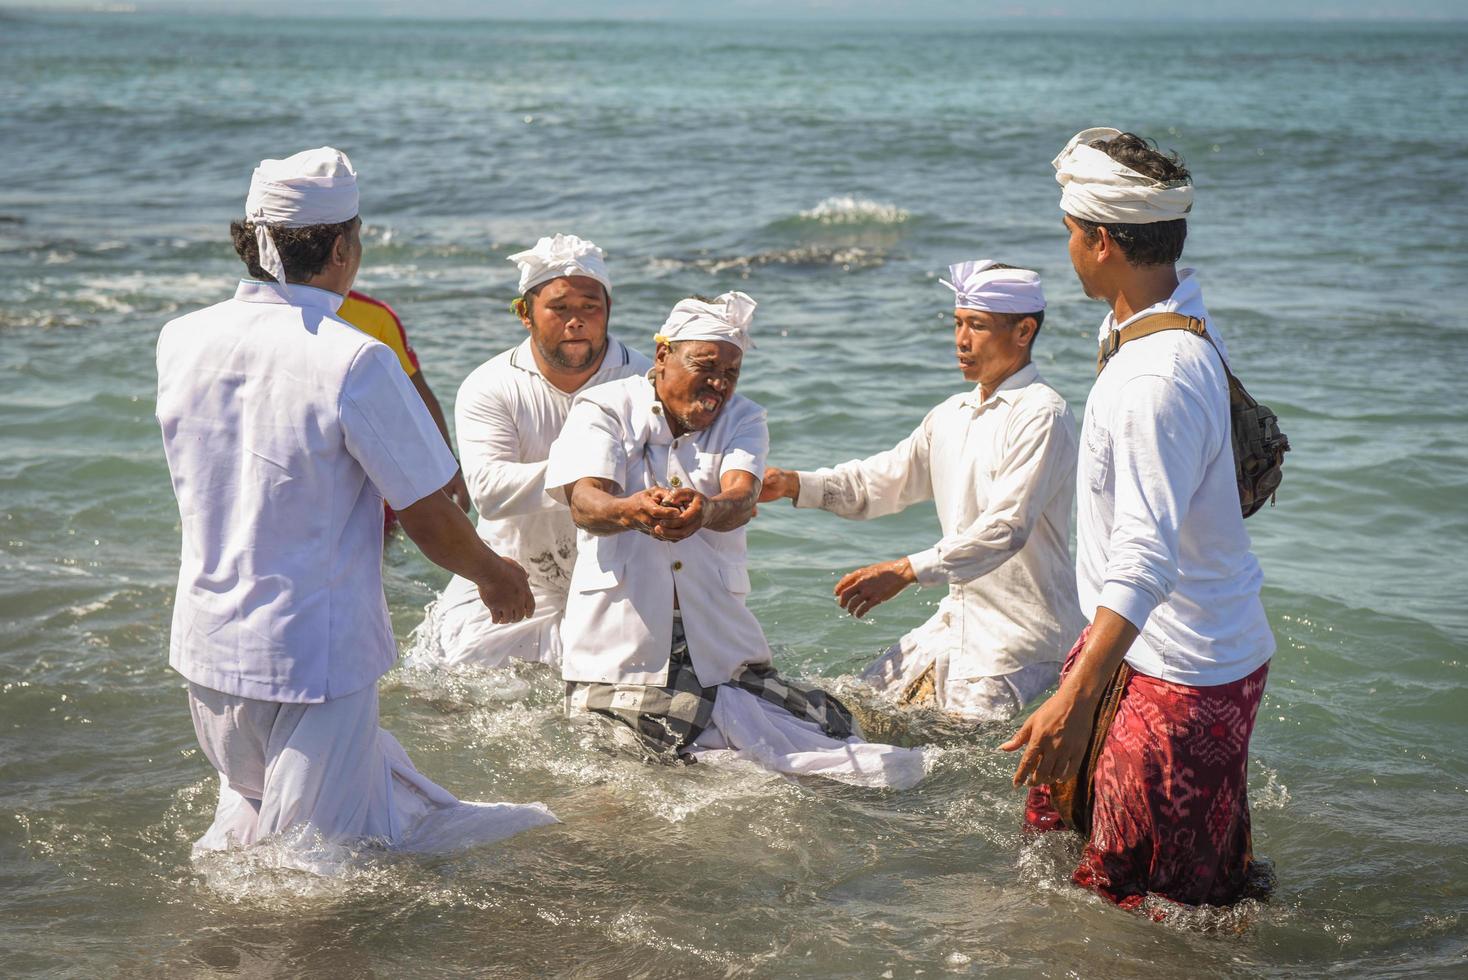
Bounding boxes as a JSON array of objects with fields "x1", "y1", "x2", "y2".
[
  {"x1": 961, "y1": 361, "x2": 1040, "y2": 411},
  {"x1": 1098, "y1": 267, "x2": 1205, "y2": 342},
  {"x1": 234, "y1": 279, "x2": 345, "y2": 314}
]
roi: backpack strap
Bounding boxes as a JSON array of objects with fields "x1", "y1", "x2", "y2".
[{"x1": 1096, "y1": 312, "x2": 1210, "y2": 375}]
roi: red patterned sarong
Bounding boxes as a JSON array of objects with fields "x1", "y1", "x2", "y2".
[{"x1": 1026, "y1": 629, "x2": 1270, "y2": 909}]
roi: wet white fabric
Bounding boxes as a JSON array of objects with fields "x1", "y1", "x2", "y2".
[
  {"x1": 1053, "y1": 126, "x2": 1193, "y2": 225},
  {"x1": 244, "y1": 146, "x2": 359, "y2": 290},
  {"x1": 793, "y1": 363, "x2": 1086, "y2": 716},
  {"x1": 410, "y1": 338, "x2": 650, "y2": 670},
  {"x1": 187, "y1": 681, "x2": 557, "y2": 864},
  {"x1": 508, "y1": 233, "x2": 612, "y2": 295},
  {"x1": 688, "y1": 686, "x2": 927, "y2": 789},
  {"x1": 938, "y1": 260, "x2": 1046, "y2": 314},
  {"x1": 655, "y1": 290, "x2": 757, "y2": 352},
  {"x1": 862, "y1": 639, "x2": 1060, "y2": 722}
]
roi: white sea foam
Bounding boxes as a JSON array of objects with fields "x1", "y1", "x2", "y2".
[{"x1": 797, "y1": 195, "x2": 910, "y2": 225}]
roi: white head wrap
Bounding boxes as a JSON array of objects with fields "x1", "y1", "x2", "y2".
[
  {"x1": 1052, "y1": 127, "x2": 1193, "y2": 225},
  {"x1": 508, "y1": 234, "x2": 612, "y2": 296},
  {"x1": 244, "y1": 147, "x2": 359, "y2": 289},
  {"x1": 939, "y1": 260, "x2": 1045, "y2": 314},
  {"x1": 656, "y1": 291, "x2": 757, "y2": 352}
]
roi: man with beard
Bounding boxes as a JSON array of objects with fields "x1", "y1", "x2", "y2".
[
  {"x1": 416, "y1": 235, "x2": 649, "y2": 670},
  {"x1": 543, "y1": 292, "x2": 926, "y2": 788}
]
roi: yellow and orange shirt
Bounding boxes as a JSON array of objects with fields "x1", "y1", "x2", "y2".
[{"x1": 336, "y1": 290, "x2": 420, "y2": 376}]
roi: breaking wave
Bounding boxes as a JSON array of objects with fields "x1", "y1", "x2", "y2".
[{"x1": 794, "y1": 196, "x2": 910, "y2": 226}]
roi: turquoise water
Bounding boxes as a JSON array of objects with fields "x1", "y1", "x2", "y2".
[{"x1": 2, "y1": 11, "x2": 1466, "y2": 977}]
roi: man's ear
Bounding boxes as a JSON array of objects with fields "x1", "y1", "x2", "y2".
[
  {"x1": 513, "y1": 296, "x2": 533, "y2": 331},
  {"x1": 1015, "y1": 316, "x2": 1038, "y2": 349},
  {"x1": 330, "y1": 231, "x2": 351, "y2": 269},
  {"x1": 1093, "y1": 225, "x2": 1116, "y2": 263}
]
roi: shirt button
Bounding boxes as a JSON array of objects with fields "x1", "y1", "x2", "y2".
[
  {"x1": 673, "y1": 560, "x2": 683, "y2": 571},
  {"x1": 651, "y1": 405, "x2": 662, "y2": 416},
  {"x1": 670, "y1": 475, "x2": 682, "y2": 487}
]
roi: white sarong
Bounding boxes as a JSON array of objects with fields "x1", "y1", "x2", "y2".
[
  {"x1": 187, "y1": 681, "x2": 556, "y2": 862},
  {"x1": 688, "y1": 687, "x2": 928, "y2": 790}
]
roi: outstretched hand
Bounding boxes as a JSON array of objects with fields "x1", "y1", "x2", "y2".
[
  {"x1": 759, "y1": 467, "x2": 798, "y2": 503},
  {"x1": 834, "y1": 558, "x2": 916, "y2": 619},
  {"x1": 476, "y1": 555, "x2": 535, "y2": 625}
]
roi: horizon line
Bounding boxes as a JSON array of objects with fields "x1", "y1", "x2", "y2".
[{"x1": 3, "y1": 4, "x2": 1466, "y2": 24}]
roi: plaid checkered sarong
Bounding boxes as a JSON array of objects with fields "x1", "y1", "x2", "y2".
[{"x1": 566, "y1": 616, "x2": 855, "y2": 759}]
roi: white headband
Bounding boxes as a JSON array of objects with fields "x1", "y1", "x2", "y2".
[
  {"x1": 1052, "y1": 127, "x2": 1193, "y2": 225},
  {"x1": 656, "y1": 291, "x2": 757, "y2": 352},
  {"x1": 508, "y1": 234, "x2": 611, "y2": 296},
  {"x1": 244, "y1": 147, "x2": 359, "y2": 289},
  {"x1": 939, "y1": 260, "x2": 1045, "y2": 314}
]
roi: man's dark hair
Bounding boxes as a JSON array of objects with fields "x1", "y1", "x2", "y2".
[
  {"x1": 971, "y1": 263, "x2": 1046, "y2": 339},
  {"x1": 1072, "y1": 132, "x2": 1191, "y2": 267},
  {"x1": 229, "y1": 218, "x2": 355, "y2": 283}
]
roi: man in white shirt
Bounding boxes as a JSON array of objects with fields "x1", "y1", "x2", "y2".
[
  {"x1": 414, "y1": 235, "x2": 649, "y2": 670},
  {"x1": 1004, "y1": 129, "x2": 1276, "y2": 909},
  {"x1": 543, "y1": 292, "x2": 925, "y2": 788},
  {"x1": 760, "y1": 261, "x2": 1085, "y2": 722},
  {"x1": 157, "y1": 148, "x2": 554, "y2": 862}
]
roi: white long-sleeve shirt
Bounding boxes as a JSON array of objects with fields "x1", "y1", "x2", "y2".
[
  {"x1": 795, "y1": 363, "x2": 1086, "y2": 679},
  {"x1": 453, "y1": 337, "x2": 650, "y2": 591},
  {"x1": 1078, "y1": 270, "x2": 1275, "y2": 686}
]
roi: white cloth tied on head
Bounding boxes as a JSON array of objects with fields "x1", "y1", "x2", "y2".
[
  {"x1": 244, "y1": 147, "x2": 359, "y2": 290},
  {"x1": 508, "y1": 234, "x2": 612, "y2": 295},
  {"x1": 939, "y1": 260, "x2": 1046, "y2": 314},
  {"x1": 1052, "y1": 127, "x2": 1193, "y2": 225},
  {"x1": 656, "y1": 291, "x2": 757, "y2": 352}
]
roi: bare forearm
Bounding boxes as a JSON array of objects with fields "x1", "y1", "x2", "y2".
[
  {"x1": 702, "y1": 482, "x2": 759, "y2": 531},
  {"x1": 568, "y1": 482, "x2": 634, "y2": 535},
  {"x1": 396, "y1": 489, "x2": 500, "y2": 581},
  {"x1": 1059, "y1": 606, "x2": 1141, "y2": 705}
]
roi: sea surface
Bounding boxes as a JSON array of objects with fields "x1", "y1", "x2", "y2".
[{"x1": 1, "y1": 11, "x2": 1465, "y2": 978}]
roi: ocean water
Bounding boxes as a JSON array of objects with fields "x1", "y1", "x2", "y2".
[{"x1": 2, "y1": 10, "x2": 1466, "y2": 977}]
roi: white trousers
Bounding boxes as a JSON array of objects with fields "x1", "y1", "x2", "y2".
[
  {"x1": 187, "y1": 681, "x2": 556, "y2": 861},
  {"x1": 862, "y1": 639, "x2": 1060, "y2": 722},
  {"x1": 415, "y1": 573, "x2": 564, "y2": 669}
]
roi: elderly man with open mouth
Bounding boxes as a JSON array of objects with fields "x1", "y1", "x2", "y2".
[{"x1": 544, "y1": 292, "x2": 926, "y2": 788}]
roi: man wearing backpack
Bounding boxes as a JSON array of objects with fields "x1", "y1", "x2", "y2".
[{"x1": 1003, "y1": 128, "x2": 1277, "y2": 910}]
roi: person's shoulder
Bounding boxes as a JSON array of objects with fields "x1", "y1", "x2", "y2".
[
  {"x1": 579, "y1": 373, "x2": 644, "y2": 406},
  {"x1": 618, "y1": 339, "x2": 654, "y2": 374},
  {"x1": 160, "y1": 296, "x2": 237, "y2": 340},
  {"x1": 723, "y1": 392, "x2": 767, "y2": 425},
  {"x1": 459, "y1": 344, "x2": 521, "y2": 390},
  {"x1": 1014, "y1": 371, "x2": 1073, "y2": 418},
  {"x1": 933, "y1": 390, "x2": 971, "y2": 414}
]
